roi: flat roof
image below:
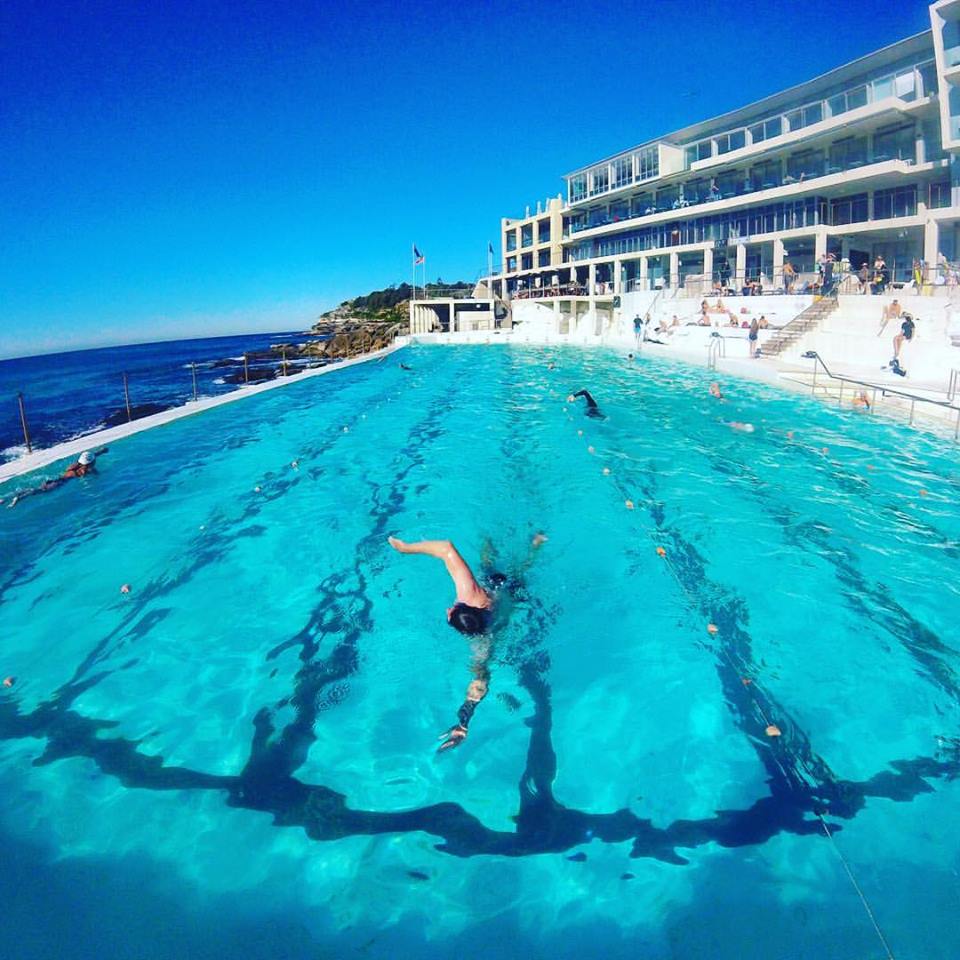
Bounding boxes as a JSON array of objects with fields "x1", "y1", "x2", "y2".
[{"x1": 564, "y1": 29, "x2": 933, "y2": 178}]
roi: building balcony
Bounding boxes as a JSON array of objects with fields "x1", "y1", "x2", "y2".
[{"x1": 564, "y1": 157, "x2": 941, "y2": 241}]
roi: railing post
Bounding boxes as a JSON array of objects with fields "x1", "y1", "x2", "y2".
[
  {"x1": 282, "y1": 348, "x2": 288, "y2": 377},
  {"x1": 811, "y1": 360, "x2": 818, "y2": 394},
  {"x1": 191, "y1": 362, "x2": 199, "y2": 402},
  {"x1": 838, "y1": 380, "x2": 843, "y2": 406},
  {"x1": 17, "y1": 392, "x2": 32, "y2": 454},
  {"x1": 122, "y1": 372, "x2": 132, "y2": 423},
  {"x1": 909, "y1": 399, "x2": 915, "y2": 424},
  {"x1": 955, "y1": 407, "x2": 959, "y2": 441},
  {"x1": 244, "y1": 353, "x2": 249, "y2": 384}
]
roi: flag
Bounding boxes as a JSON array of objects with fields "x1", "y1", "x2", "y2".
[
  {"x1": 413, "y1": 245, "x2": 424, "y2": 265},
  {"x1": 488, "y1": 242, "x2": 494, "y2": 255}
]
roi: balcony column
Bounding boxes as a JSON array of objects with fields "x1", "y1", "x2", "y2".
[
  {"x1": 814, "y1": 230, "x2": 827, "y2": 262},
  {"x1": 915, "y1": 126, "x2": 925, "y2": 165},
  {"x1": 773, "y1": 238, "x2": 785, "y2": 289},
  {"x1": 588, "y1": 262, "x2": 597, "y2": 297},
  {"x1": 613, "y1": 258, "x2": 623, "y2": 295},
  {"x1": 703, "y1": 247, "x2": 714, "y2": 285},
  {"x1": 735, "y1": 243, "x2": 746, "y2": 289},
  {"x1": 669, "y1": 251, "x2": 679, "y2": 289},
  {"x1": 924, "y1": 217, "x2": 940, "y2": 266},
  {"x1": 639, "y1": 256, "x2": 649, "y2": 291}
]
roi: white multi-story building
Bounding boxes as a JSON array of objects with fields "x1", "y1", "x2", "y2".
[{"x1": 489, "y1": 1, "x2": 960, "y2": 303}]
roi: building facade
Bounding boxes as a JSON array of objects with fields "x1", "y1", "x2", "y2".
[{"x1": 490, "y1": 1, "x2": 960, "y2": 302}]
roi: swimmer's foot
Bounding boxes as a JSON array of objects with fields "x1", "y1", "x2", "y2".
[
  {"x1": 437, "y1": 724, "x2": 468, "y2": 752},
  {"x1": 531, "y1": 532, "x2": 548, "y2": 548},
  {"x1": 388, "y1": 536, "x2": 410, "y2": 553}
]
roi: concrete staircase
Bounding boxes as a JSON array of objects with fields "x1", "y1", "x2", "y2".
[{"x1": 762, "y1": 295, "x2": 840, "y2": 357}]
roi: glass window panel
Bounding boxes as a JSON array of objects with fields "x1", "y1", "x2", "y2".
[
  {"x1": 521, "y1": 224, "x2": 533, "y2": 247},
  {"x1": 538, "y1": 250, "x2": 551, "y2": 266},
  {"x1": 804, "y1": 102, "x2": 823, "y2": 125},
  {"x1": 521, "y1": 254, "x2": 533, "y2": 270},
  {"x1": 506, "y1": 231, "x2": 517, "y2": 251},
  {"x1": 873, "y1": 76, "x2": 894, "y2": 100},
  {"x1": 569, "y1": 175, "x2": 586, "y2": 202},
  {"x1": 847, "y1": 85, "x2": 868, "y2": 109},
  {"x1": 828, "y1": 93, "x2": 846, "y2": 117},
  {"x1": 895, "y1": 70, "x2": 915, "y2": 100},
  {"x1": 786, "y1": 110, "x2": 803, "y2": 131}
]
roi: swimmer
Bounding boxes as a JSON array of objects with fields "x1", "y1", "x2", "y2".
[
  {"x1": 567, "y1": 389, "x2": 605, "y2": 419},
  {"x1": 627, "y1": 354, "x2": 635, "y2": 362},
  {"x1": 727, "y1": 421, "x2": 755, "y2": 433},
  {"x1": 7, "y1": 448, "x2": 107, "y2": 508},
  {"x1": 400, "y1": 363, "x2": 413, "y2": 371},
  {"x1": 709, "y1": 382, "x2": 724, "y2": 400},
  {"x1": 852, "y1": 390, "x2": 871, "y2": 411},
  {"x1": 389, "y1": 534, "x2": 537, "y2": 751}
]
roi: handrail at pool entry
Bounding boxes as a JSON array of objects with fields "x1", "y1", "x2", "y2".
[
  {"x1": 801, "y1": 350, "x2": 960, "y2": 438},
  {"x1": 707, "y1": 333, "x2": 728, "y2": 370}
]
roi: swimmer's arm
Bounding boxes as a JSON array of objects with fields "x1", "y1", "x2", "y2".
[
  {"x1": 439, "y1": 677, "x2": 488, "y2": 752},
  {"x1": 388, "y1": 537, "x2": 481, "y2": 598}
]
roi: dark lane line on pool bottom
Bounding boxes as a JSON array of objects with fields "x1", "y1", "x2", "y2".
[
  {"x1": 0, "y1": 346, "x2": 959, "y2": 895},
  {"x1": 33, "y1": 353, "x2": 445, "y2": 699},
  {"x1": 595, "y1": 359, "x2": 960, "y2": 714}
]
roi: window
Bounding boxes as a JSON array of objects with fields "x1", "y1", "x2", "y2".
[
  {"x1": 506, "y1": 256, "x2": 517, "y2": 273},
  {"x1": 538, "y1": 219, "x2": 550, "y2": 244},
  {"x1": 716, "y1": 130, "x2": 746, "y2": 155},
  {"x1": 521, "y1": 224, "x2": 533, "y2": 247},
  {"x1": 847, "y1": 85, "x2": 868, "y2": 110},
  {"x1": 873, "y1": 124, "x2": 914, "y2": 162},
  {"x1": 635, "y1": 145, "x2": 659, "y2": 181},
  {"x1": 588, "y1": 206, "x2": 608, "y2": 227},
  {"x1": 894, "y1": 69, "x2": 916, "y2": 101},
  {"x1": 521, "y1": 254, "x2": 533, "y2": 270},
  {"x1": 750, "y1": 159, "x2": 782, "y2": 190},
  {"x1": 610, "y1": 200, "x2": 629, "y2": 221},
  {"x1": 612, "y1": 156, "x2": 633, "y2": 188},
  {"x1": 657, "y1": 184, "x2": 680, "y2": 209},
  {"x1": 930, "y1": 181, "x2": 951, "y2": 208},
  {"x1": 830, "y1": 193, "x2": 868, "y2": 226},
  {"x1": 632, "y1": 192, "x2": 653, "y2": 216},
  {"x1": 828, "y1": 136, "x2": 867, "y2": 170},
  {"x1": 506, "y1": 231, "x2": 517, "y2": 251},
  {"x1": 749, "y1": 116, "x2": 783, "y2": 145},
  {"x1": 804, "y1": 102, "x2": 823, "y2": 126},
  {"x1": 786, "y1": 149, "x2": 824, "y2": 181},
  {"x1": 873, "y1": 186, "x2": 917, "y2": 219},
  {"x1": 919, "y1": 61, "x2": 938, "y2": 98},
  {"x1": 538, "y1": 250, "x2": 551, "y2": 267},
  {"x1": 589, "y1": 165, "x2": 609, "y2": 196},
  {"x1": 685, "y1": 140, "x2": 712, "y2": 166},
  {"x1": 569, "y1": 174, "x2": 587, "y2": 203},
  {"x1": 715, "y1": 169, "x2": 741, "y2": 197}
]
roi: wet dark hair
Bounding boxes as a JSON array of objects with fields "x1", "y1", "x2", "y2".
[{"x1": 448, "y1": 603, "x2": 489, "y2": 635}]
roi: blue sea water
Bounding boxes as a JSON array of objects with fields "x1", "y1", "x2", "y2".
[
  {"x1": 0, "y1": 331, "x2": 312, "y2": 461},
  {"x1": 1, "y1": 343, "x2": 959, "y2": 960}
]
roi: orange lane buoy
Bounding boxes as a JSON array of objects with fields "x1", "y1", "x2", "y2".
[
  {"x1": 741, "y1": 677, "x2": 752, "y2": 686},
  {"x1": 625, "y1": 500, "x2": 635, "y2": 510},
  {"x1": 2, "y1": 676, "x2": 14, "y2": 688},
  {"x1": 786, "y1": 431, "x2": 794, "y2": 440},
  {"x1": 120, "y1": 584, "x2": 131, "y2": 595},
  {"x1": 656, "y1": 547, "x2": 666, "y2": 558},
  {"x1": 706, "y1": 623, "x2": 719, "y2": 635},
  {"x1": 919, "y1": 488, "x2": 928, "y2": 497},
  {"x1": 866, "y1": 464, "x2": 875, "y2": 471},
  {"x1": 821, "y1": 447, "x2": 829, "y2": 455},
  {"x1": 765, "y1": 724, "x2": 782, "y2": 737}
]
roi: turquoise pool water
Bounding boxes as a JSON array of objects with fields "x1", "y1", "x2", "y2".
[{"x1": 1, "y1": 343, "x2": 959, "y2": 960}]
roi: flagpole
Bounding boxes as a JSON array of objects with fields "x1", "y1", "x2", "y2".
[{"x1": 412, "y1": 245, "x2": 416, "y2": 303}]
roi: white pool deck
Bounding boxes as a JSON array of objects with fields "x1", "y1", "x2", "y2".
[{"x1": 3, "y1": 327, "x2": 958, "y2": 486}]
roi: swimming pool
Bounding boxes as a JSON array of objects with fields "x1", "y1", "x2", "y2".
[{"x1": 1, "y1": 343, "x2": 959, "y2": 960}]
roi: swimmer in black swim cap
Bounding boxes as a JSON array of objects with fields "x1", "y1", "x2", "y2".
[{"x1": 567, "y1": 389, "x2": 605, "y2": 419}]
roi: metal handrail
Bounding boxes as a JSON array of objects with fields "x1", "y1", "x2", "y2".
[
  {"x1": 801, "y1": 350, "x2": 960, "y2": 438},
  {"x1": 707, "y1": 333, "x2": 727, "y2": 370},
  {"x1": 948, "y1": 368, "x2": 960, "y2": 402}
]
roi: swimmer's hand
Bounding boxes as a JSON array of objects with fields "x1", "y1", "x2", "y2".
[{"x1": 437, "y1": 724, "x2": 468, "y2": 752}]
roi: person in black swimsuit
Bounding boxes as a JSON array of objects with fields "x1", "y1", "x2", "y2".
[
  {"x1": 567, "y1": 389, "x2": 605, "y2": 419},
  {"x1": 893, "y1": 313, "x2": 915, "y2": 361},
  {"x1": 388, "y1": 533, "x2": 543, "y2": 751}
]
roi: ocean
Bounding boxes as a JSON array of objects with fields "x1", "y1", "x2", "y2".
[{"x1": 0, "y1": 331, "x2": 317, "y2": 462}]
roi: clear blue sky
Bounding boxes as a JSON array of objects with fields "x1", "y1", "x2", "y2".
[{"x1": 0, "y1": 0, "x2": 931, "y2": 358}]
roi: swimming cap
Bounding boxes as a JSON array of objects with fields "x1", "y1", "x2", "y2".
[{"x1": 78, "y1": 451, "x2": 95, "y2": 465}]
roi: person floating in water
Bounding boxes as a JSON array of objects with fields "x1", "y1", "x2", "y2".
[
  {"x1": 388, "y1": 533, "x2": 544, "y2": 751},
  {"x1": 6, "y1": 448, "x2": 107, "y2": 508},
  {"x1": 567, "y1": 389, "x2": 605, "y2": 419},
  {"x1": 726, "y1": 421, "x2": 755, "y2": 433},
  {"x1": 709, "y1": 382, "x2": 724, "y2": 400},
  {"x1": 400, "y1": 363, "x2": 413, "y2": 371}
]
